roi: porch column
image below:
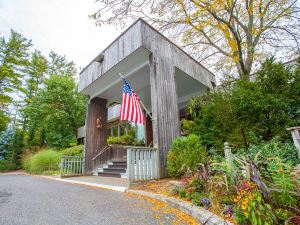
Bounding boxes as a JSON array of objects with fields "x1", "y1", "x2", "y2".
[
  {"x1": 149, "y1": 53, "x2": 180, "y2": 178},
  {"x1": 84, "y1": 97, "x2": 108, "y2": 174}
]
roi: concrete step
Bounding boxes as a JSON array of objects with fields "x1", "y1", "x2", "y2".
[
  {"x1": 98, "y1": 172, "x2": 121, "y2": 178},
  {"x1": 107, "y1": 165, "x2": 126, "y2": 169},
  {"x1": 111, "y1": 161, "x2": 127, "y2": 166},
  {"x1": 97, "y1": 160, "x2": 127, "y2": 178},
  {"x1": 99, "y1": 168, "x2": 126, "y2": 173},
  {"x1": 120, "y1": 173, "x2": 128, "y2": 179}
]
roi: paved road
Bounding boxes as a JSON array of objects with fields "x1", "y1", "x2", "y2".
[{"x1": 0, "y1": 174, "x2": 176, "y2": 225}]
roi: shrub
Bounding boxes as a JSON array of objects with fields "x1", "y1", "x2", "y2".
[
  {"x1": 22, "y1": 150, "x2": 61, "y2": 174},
  {"x1": 191, "y1": 192, "x2": 208, "y2": 206},
  {"x1": 119, "y1": 135, "x2": 134, "y2": 145},
  {"x1": 268, "y1": 159, "x2": 298, "y2": 208},
  {"x1": 132, "y1": 139, "x2": 145, "y2": 146},
  {"x1": 60, "y1": 145, "x2": 84, "y2": 156},
  {"x1": 107, "y1": 135, "x2": 145, "y2": 146},
  {"x1": 178, "y1": 188, "x2": 187, "y2": 198},
  {"x1": 167, "y1": 134, "x2": 207, "y2": 177},
  {"x1": 0, "y1": 160, "x2": 18, "y2": 171},
  {"x1": 187, "y1": 58, "x2": 300, "y2": 150},
  {"x1": 107, "y1": 136, "x2": 121, "y2": 145},
  {"x1": 189, "y1": 178, "x2": 205, "y2": 193},
  {"x1": 237, "y1": 137, "x2": 300, "y2": 166}
]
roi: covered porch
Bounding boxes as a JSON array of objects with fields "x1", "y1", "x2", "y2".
[{"x1": 77, "y1": 19, "x2": 215, "y2": 180}]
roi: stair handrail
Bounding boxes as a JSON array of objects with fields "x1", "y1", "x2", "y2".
[{"x1": 92, "y1": 145, "x2": 111, "y2": 161}]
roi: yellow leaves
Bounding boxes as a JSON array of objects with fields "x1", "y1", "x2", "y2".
[
  {"x1": 182, "y1": 29, "x2": 193, "y2": 44},
  {"x1": 215, "y1": 21, "x2": 239, "y2": 61},
  {"x1": 185, "y1": 16, "x2": 191, "y2": 24},
  {"x1": 248, "y1": 2, "x2": 254, "y2": 16},
  {"x1": 126, "y1": 192, "x2": 199, "y2": 225}
]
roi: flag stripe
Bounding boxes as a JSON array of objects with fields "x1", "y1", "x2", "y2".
[{"x1": 120, "y1": 79, "x2": 145, "y2": 125}]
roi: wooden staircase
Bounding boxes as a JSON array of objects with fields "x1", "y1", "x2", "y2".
[{"x1": 97, "y1": 160, "x2": 127, "y2": 178}]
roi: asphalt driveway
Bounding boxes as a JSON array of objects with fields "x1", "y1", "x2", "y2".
[{"x1": 0, "y1": 174, "x2": 176, "y2": 225}]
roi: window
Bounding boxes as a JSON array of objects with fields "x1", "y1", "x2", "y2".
[
  {"x1": 111, "y1": 126, "x2": 118, "y2": 137},
  {"x1": 107, "y1": 122, "x2": 146, "y2": 142}
]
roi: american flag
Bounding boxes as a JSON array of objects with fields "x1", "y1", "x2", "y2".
[{"x1": 120, "y1": 79, "x2": 145, "y2": 125}]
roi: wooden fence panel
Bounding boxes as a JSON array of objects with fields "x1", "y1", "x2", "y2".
[
  {"x1": 60, "y1": 156, "x2": 84, "y2": 178},
  {"x1": 127, "y1": 147, "x2": 159, "y2": 184}
]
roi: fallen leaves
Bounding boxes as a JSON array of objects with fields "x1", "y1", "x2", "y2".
[{"x1": 126, "y1": 192, "x2": 199, "y2": 225}]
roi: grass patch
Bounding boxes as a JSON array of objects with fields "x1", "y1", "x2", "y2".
[{"x1": 23, "y1": 150, "x2": 61, "y2": 175}]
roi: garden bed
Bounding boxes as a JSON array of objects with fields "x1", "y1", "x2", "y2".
[{"x1": 130, "y1": 178, "x2": 237, "y2": 224}]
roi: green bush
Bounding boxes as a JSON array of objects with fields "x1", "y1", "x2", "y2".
[
  {"x1": 187, "y1": 58, "x2": 300, "y2": 150},
  {"x1": 167, "y1": 134, "x2": 208, "y2": 177},
  {"x1": 107, "y1": 136, "x2": 121, "y2": 145},
  {"x1": 23, "y1": 150, "x2": 61, "y2": 174},
  {"x1": 237, "y1": 137, "x2": 299, "y2": 166},
  {"x1": 0, "y1": 160, "x2": 18, "y2": 171},
  {"x1": 189, "y1": 178, "x2": 205, "y2": 193},
  {"x1": 191, "y1": 192, "x2": 208, "y2": 206},
  {"x1": 107, "y1": 135, "x2": 145, "y2": 146},
  {"x1": 178, "y1": 188, "x2": 187, "y2": 198},
  {"x1": 268, "y1": 159, "x2": 298, "y2": 208},
  {"x1": 60, "y1": 145, "x2": 84, "y2": 156},
  {"x1": 119, "y1": 135, "x2": 134, "y2": 145},
  {"x1": 132, "y1": 139, "x2": 145, "y2": 146}
]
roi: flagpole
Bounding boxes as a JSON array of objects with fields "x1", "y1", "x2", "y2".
[{"x1": 118, "y1": 73, "x2": 153, "y2": 120}]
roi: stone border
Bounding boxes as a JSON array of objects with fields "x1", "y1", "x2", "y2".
[{"x1": 126, "y1": 190, "x2": 234, "y2": 225}]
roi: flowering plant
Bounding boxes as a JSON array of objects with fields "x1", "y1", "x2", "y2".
[
  {"x1": 234, "y1": 181, "x2": 276, "y2": 224},
  {"x1": 201, "y1": 197, "x2": 211, "y2": 209}
]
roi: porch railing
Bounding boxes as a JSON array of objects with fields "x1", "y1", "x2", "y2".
[
  {"x1": 127, "y1": 147, "x2": 159, "y2": 183},
  {"x1": 92, "y1": 146, "x2": 112, "y2": 173},
  {"x1": 60, "y1": 156, "x2": 84, "y2": 178}
]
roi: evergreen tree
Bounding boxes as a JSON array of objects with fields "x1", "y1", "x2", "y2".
[
  {"x1": 0, "y1": 30, "x2": 32, "y2": 132},
  {"x1": 0, "y1": 30, "x2": 32, "y2": 105},
  {"x1": 0, "y1": 126, "x2": 15, "y2": 160},
  {"x1": 48, "y1": 51, "x2": 76, "y2": 77},
  {"x1": 23, "y1": 50, "x2": 48, "y2": 103},
  {"x1": 21, "y1": 50, "x2": 48, "y2": 131}
]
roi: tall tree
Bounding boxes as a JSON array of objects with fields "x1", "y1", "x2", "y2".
[
  {"x1": 23, "y1": 51, "x2": 82, "y2": 147},
  {"x1": 23, "y1": 50, "x2": 48, "y2": 103},
  {"x1": 0, "y1": 30, "x2": 32, "y2": 131},
  {"x1": 91, "y1": 0, "x2": 299, "y2": 79},
  {"x1": 24, "y1": 74, "x2": 86, "y2": 147},
  {"x1": 48, "y1": 51, "x2": 76, "y2": 77},
  {"x1": 21, "y1": 50, "x2": 48, "y2": 132}
]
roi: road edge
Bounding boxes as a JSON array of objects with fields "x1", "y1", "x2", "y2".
[{"x1": 126, "y1": 189, "x2": 234, "y2": 225}]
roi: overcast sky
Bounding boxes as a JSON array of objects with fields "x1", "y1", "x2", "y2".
[{"x1": 0, "y1": 0, "x2": 124, "y2": 72}]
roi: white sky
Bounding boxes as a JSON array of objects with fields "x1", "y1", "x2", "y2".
[{"x1": 0, "y1": 0, "x2": 123, "y2": 72}]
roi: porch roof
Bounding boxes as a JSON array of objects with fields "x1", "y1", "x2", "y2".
[{"x1": 78, "y1": 19, "x2": 216, "y2": 111}]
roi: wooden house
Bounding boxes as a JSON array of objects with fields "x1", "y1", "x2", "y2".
[{"x1": 77, "y1": 19, "x2": 216, "y2": 181}]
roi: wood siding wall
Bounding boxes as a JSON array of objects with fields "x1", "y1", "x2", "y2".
[
  {"x1": 84, "y1": 97, "x2": 108, "y2": 173},
  {"x1": 149, "y1": 53, "x2": 180, "y2": 177},
  {"x1": 140, "y1": 21, "x2": 215, "y2": 89},
  {"x1": 78, "y1": 22, "x2": 142, "y2": 92}
]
